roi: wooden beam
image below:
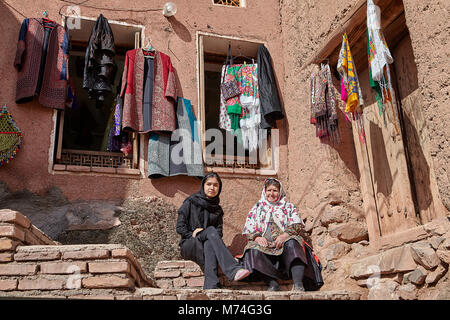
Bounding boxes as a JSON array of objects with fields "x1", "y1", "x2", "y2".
[{"x1": 302, "y1": 0, "x2": 404, "y2": 70}]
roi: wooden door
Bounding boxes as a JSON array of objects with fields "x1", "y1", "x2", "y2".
[{"x1": 353, "y1": 49, "x2": 421, "y2": 239}]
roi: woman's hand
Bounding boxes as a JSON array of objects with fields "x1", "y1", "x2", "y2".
[
  {"x1": 255, "y1": 236, "x2": 269, "y2": 247},
  {"x1": 274, "y1": 233, "x2": 290, "y2": 249},
  {"x1": 192, "y1": 228, "x2": 204, "y2": 238}
]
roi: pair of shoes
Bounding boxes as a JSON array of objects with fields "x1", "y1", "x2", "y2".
[
  {"x1": 234, "y1": 269, "x2": 250, "y2": 281},
  {"x1": 267, "y1": 282, "x2": 280, "y2": 291},
  {"x1": 292, "y1": 283, "x2": 305, "y2": 292}
]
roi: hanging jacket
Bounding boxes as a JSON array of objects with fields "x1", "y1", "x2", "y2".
[
  {"x1": 83, "y1": 14, "x2": 116, "y2": 101},
  {"x1": 257, "y1": 45, "x2": 284, "y2": 129},
  {"x1": 120, "y1": 48, "x2": 177, "y2": 132},
  {"x1": 14, "y1": 18, "x2": 69, "y2": 110}
]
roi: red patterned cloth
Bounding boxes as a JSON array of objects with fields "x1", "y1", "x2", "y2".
[
  {"x1": 14, "y1": 18, "x2": 69, "y2": 110},
  {"x1": 120, "y1": 49, "x2": 177, "y2": 132}
]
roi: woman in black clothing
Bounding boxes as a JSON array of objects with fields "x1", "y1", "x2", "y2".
[{"x1": 176, "y1": 172, "x2": 250, "y2": 289}]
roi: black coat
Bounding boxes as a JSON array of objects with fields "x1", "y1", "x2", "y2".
[
  {"x1": 176, "y1": 175, "x2": 224, "y2": 268},
  {"x1": 257, "y1": 44, "x2": 284, "y2": 129},
  {"x1": 83, "y1": 14, "x2": 116, "y2": 101}
]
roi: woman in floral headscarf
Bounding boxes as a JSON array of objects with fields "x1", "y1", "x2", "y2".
[{"x1": 241, "y1": 178, "x2": 308, "y2": 291}]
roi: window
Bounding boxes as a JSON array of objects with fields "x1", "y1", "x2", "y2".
[
  {"x1": 213, "y1": 0, "x2": 244, "y2": 8},
  {"x1": 52, "y1": 16, "x2": 144, "y2": 175},
  {"x1": 198, "y1": 33, "x2": 278, "y2": 175}
]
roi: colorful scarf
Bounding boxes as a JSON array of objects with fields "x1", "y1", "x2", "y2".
[
  {"x1": 242, "y1": 179, "x2": 304, "y2": 236},
  {"x1": 337, "y1": 33, "x2": 364, "y2": 114},
  {"x1": 0, "y1": 105, "x2": 22, "y2": 166}
]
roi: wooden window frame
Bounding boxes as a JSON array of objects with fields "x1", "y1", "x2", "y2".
[
  {"x1": 49, "y1": 15, "x2": 145, "y2": 177},
  {"x1": 197, "y1": 32, "x2": 278, "y2": 177}
]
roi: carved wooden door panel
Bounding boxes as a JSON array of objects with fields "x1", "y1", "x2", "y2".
[{"x1": 353, "y1": 35, "x2": 421, "y2": 239}]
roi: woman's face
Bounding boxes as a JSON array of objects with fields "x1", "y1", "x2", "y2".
[
  {"x1": 265, "y1": 184, "x2": 280, "y2": 203},
  {"x1": 204, "y1": 177, "x2": 220, "y2": 198}
]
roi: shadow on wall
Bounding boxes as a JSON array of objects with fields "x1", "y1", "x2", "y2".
[{"x1": 167, "y1": 16, "x2": 192, "y2": 43}]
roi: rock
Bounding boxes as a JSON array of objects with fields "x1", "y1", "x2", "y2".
[
  {"x1": 329, "y1": 221, "x2": 369, "y2": 244},
  {"x1": 425, "y1": 264, "x2": 447, "y2": 285},
  {"x1": 436, "y1": 249, "x2": 450, "y2": 265},
  {"x1": 423, "y1": 218, "x2": 449, "y2": 236},
  {"x1": 323, "y1": 242, "x2": 350, "y2": 261},
  {"x1": 403, "y1": 266, "x2": 427, "y2": 286},
  {"x1": 429, "y1": 236, "x2": 445, "y2": 250},
  {"x1": 350, "y1": 244, "x2": 417, "y2": 279},
  {"x1": 410, "y1": 241, "x2": 440, "y2": 270},
  {"x1": 320, "y1": 206, "x2": 348, "y2": 227},
  {"x1": 367, "y1": 280, "x2": 399, "y2": 300},
  {"x1": 397, "y1": 283, "x2": 417, "y2": 300},
  {"x1": 65, "y1": 201, "x2": 121, "y2": 231},
  {"x1": 319, "y1": 189, "x2": 349, "y2": 206},
  {"x1": 440, "y1": 235, "x2": 450, "y2": 250}
]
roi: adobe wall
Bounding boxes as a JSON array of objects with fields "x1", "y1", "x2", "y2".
[
  {"x1": 0, "y1": 0, "x2": 286, "y2": 245},
  {"x1": 278, "y1": 0, "x2": 449, "y2": 228}
]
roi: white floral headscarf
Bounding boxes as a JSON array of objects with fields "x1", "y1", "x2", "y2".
[{"x1": 242, "y1": 179, "x2": 304, "y2": 236}]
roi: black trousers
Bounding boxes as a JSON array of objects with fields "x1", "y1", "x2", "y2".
[{"x1": 181, "y1": 226, "x2": 242, "y2": 289}]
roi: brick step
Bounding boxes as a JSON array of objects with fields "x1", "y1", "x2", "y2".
[{"x1": 0, "y1": 287, "x2": 361, "y2": 300}]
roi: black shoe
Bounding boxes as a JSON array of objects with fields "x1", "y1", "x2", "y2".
[{"x1": 292, "y1": 283, "x2": 305, "y2": 292}]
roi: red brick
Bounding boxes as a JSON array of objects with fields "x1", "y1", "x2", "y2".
[
  {"x1": 116, "y1": 168, "x2": 140, "y2": 175},
  {"x1": 0, "y1": 264, "x2": 37, "y2": 275},
  {"x1": 0, "y1": 210, "x2": 31, "y2": 229},
  {"x1": 183, "y1": 271, "x2": 203, "y2": 277},
  {"x1": 0, "y1": 238, "x2": 22, "y2": 252},
  {"x1": 62, "y1": 249, "x2": 110, "y2": 260},
  {"x1": 173, "y1": 277, "x2": 186, "y2": 288},
  {"x1": 0, "y1": 252, "x2": 13, "y2": 262},
  {"x1": 14, "y1": 251, "x2": 61, "y2": 262},
  {"x1": 81, "y1": 275, "x2": 134, "y2": 289},
  {"x1": 29, "y1": 226, "x2": 55, "y2": 245},
  {"x1": 18, "y1": 278, "x2": 65, "y2": 290},
  {"x1": 0, "y1": 225, "x2": 25, "y2": 242},
  {"x1": 53, "y1": 164, "x2": 67, "y2": 171},
  {"x1": 0, "y1": 279, "x2": 17, "y2": 291},
  {"x1": 186, "y1": 277, "x2": 205, "y2": 287},
  {"x1": 66, "y1": 165, "x2": 91, "y2": 173},
  {"x1": 156, "y1": 261, "x2": 186, "y2": 269},
  {"x1": 24, "y1": 230, "x2": 43, "y2": 245},
  {"x1": 40, "y1": 261, "x2": 87, "y2": 274},
  {"x1": 88, "y1": 261, "x2": 130, "y2": 274},
  {"x1": 91, "y1": 167, "x2": 116, "y2": 174},
  {"x1": 155, "y1": 279, "x2": 172, "y2": 289},
  {"x1": 154, "y1": 270, "x2": 181, "y2": 278}
]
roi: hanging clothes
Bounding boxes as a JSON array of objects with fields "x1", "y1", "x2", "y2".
[
  {"x1": 310, "y1": 63, "x2": 339, "y2": 143},
  {"x1": 257, "y1": 45, "x2": 284, "y2": 129},
  {"x1": 148, "y1": 97, "x2": 204, "y2": 178},
  {"x1": 120, "y1": 48, "x2": 177, "y2": 133},
  {"x1": 337, "y1": 33, "x2": 364, "y2": 114},
  {"x1": 238, "y1": 63, "x2": 260, "y2": 152},
  {"x1": 367, "y1": 0, "x2": 400, "y2": 134},
  {"x1": 0, "y1": 105, "x2": 22, "y2": 167},
  {"x1": 14, "y1": 18, "x2": 69, "y2": 110},
  {"x1": 83, "y1": 14, "x2": 116, "y2": 101}
]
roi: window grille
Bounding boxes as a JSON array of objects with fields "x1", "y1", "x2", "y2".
[{"x1": 213, "y1": 0, "x2": 242, "y2": 7}]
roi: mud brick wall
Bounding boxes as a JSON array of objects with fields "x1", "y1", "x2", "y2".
[
  {"x1": 154, "y1": 260, "x2": 294, "y2": 291},
  {"x1": 0, "y1": 209, "x2": 57, "y2": 248},
  {"x1": 0, "y1": 209, "x2": 156, "y2": 299}
]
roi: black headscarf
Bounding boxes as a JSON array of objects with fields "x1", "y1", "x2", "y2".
[{"x1": 188, "y1": 173, "x2": 223, "y2": 228}]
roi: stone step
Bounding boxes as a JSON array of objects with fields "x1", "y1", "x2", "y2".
[{"x1": 0, "y1": 287, "x2": 361, "y2": 300}]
